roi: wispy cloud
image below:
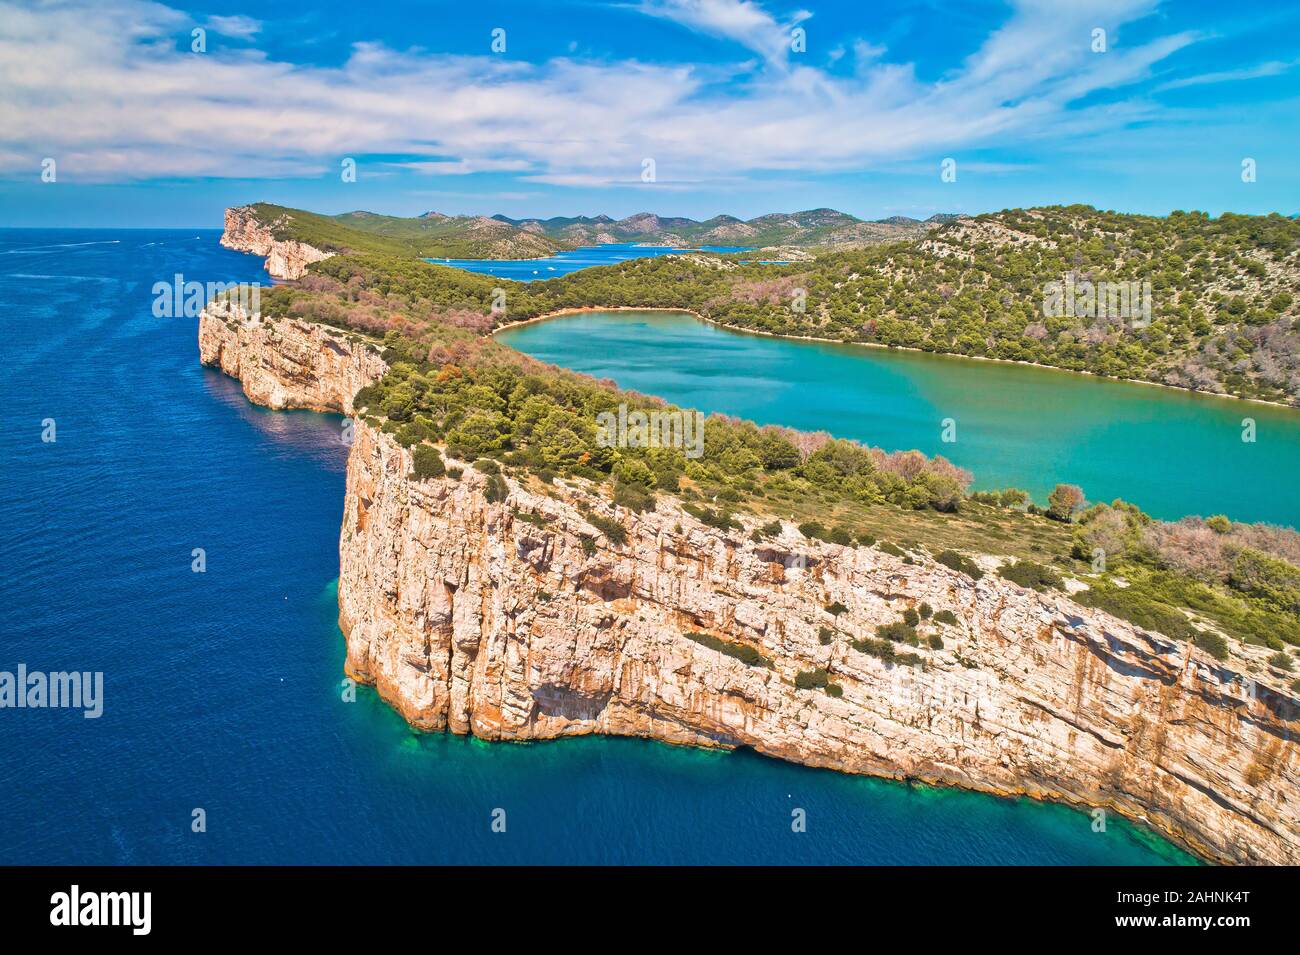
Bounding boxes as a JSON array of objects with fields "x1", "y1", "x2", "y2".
[
  {"x1": 388, "y1": 159, "x2": 536, "y2": 176},
  {"x1": 1154, "y1": 59, "x2": 1299, "y2": 92},
  {"x1": 0, "y1": 0, "x2": 1260, "y2": 190},
  {"x1": 631, "y1": 0, "x2": 810, "y2": 66}
]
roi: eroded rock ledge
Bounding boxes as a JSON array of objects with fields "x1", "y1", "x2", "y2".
[
  {"x1": 220, "y1": 205, "x2": 335, "y2": 280},
  {"x1": 199, "y1": 304, "x2": 1300, "y2": 865}
]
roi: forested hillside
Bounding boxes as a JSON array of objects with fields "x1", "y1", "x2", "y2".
[
  {"x1": 273, "y1": 205, "x2": 1300, "y2": 404},
  {"x1": 700, "y1": 206, "x2": 1300, "y2": 403}
]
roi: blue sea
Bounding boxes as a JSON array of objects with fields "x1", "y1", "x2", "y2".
[
  {"x1": 434, "y1": 242, "x2": 748, "y2": 280},
  {"x1": 0, "y1": 230, "x2": 1195, "y2": 865}
]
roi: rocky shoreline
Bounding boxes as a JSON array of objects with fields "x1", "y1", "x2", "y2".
[{"x1": 198, "y1": 302, "x2": 1300, "y2": 865}]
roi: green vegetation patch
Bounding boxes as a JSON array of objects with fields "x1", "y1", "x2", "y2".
[
  {"x1": 794, "y1": 667, "x2": 830, "y2": 690},
  {"x1": 936, "y1": 549, "x2": 984, "y2": 580},
  {"x1": 850, "y1": 637, "x2": 926, "y2": 668},
  {"x1": 410, "y1": 445, "x2": 445, "y2": 481},
  {"x1": 876, "y1": 621, "x2": 919, "y2": 645},
  {"x1": 999, "y1": 560, "x2": 1064, "y2": 591},
  {"x1": 512, "y1": 508, "x2": 552, "y2": 529},
  {"x1": 683, "y1": 631, "x2": 772, "y2": 668},
  {"x1": 1075, "y1": 581, "x2": 1201, "y2": 642},
  {"x1": 583, "y1": 510, "x2": 628, "y2": 546}
]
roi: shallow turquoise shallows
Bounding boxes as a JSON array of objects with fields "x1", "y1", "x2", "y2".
[
  {"x1": 0, "y1": 233, "x2": 1195, "y2": 864},
  {"x1": 498, "y1": 310, "x2": 1300, "y2": 528}
]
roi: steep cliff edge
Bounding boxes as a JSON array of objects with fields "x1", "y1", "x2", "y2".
[
  {"x1": 200, "y1": 311, "x2": 1299, "y2": 866},
  {"x1": 198, "y1": 300, "x2": 387, "y2": 413},
  {"x1": 220, "y1": 205, "x2": 335, "y2": 280}
]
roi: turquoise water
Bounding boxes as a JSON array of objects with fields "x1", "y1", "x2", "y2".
[
  {"x1": 0, "y1": 232, "x2": 1194, "y2": 864},
  {"x1": 436, "y1": 243, "x2": 747, "y2": 280},
  {"x1": 498, "y1": 310, "x2": 1300, "y2": 527}
]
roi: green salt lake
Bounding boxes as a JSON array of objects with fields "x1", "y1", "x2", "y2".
[{"x1": 498, "y1": 309, "x2": 1300, "y2": 528}]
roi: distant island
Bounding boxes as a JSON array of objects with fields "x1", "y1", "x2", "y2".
[{"x1": 208, "y1": 202, "x2": 1300, "y2": 865}]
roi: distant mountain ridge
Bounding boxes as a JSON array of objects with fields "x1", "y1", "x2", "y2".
[
  {"x1": 489, "y1": 208, "x2": 953, "y2": 248},
  {"x1": 327, "y1": 208, "x2": 563, "y2": 258},
  {"x1": 230, "y1": 203, "x2": 564, "y2": 260},
  {"x1": 232, "y1": 202, "x2": 960, "y2": 264}
]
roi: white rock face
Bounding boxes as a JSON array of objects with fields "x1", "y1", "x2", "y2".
[
  {"x1": 201, "y1": 314, "x2": 1300, "y2": 866},
  {"x1": 198, "y1": 302, "x2": 387, "y2": 414},
  {"x1": 220, "y1": 206, "x2": 335, "y2": 280}
]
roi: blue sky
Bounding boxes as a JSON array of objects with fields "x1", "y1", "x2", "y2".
[{"x1": 1, "y1": 0, "x2": 1298, "y2": 226}]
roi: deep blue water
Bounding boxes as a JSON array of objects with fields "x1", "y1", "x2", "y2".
[
  {"x1": 435, "y1": 242, "x2": 748, "y2": 280},
  {"x1": 0, "y1": 230, "x2": 1194, "y2": 864}
]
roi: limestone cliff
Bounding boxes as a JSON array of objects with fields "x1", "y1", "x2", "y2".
[
  {"x1": 200, "y1": 311, "x2": 1300, "y2": 866},
  {"x1": 220, "y1": 205, "x2": 335, "y2": 280},
  {"x1": 198, "y1": 300, "x2": 387, "y2": 414}
]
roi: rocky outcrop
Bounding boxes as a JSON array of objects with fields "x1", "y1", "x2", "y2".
[
  {"x1": 220, "y1": 205, "x2": 334, "y2": 280},
  {"x1": 201, "y1": 315, "x2": 1300, "y2": 866},
  {"x1": 198, "y1": 300, "x2": 386, "y2": 413}
]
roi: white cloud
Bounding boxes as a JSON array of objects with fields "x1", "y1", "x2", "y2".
[
  {"x1": 0, "y1": 0, "x2": 1230, "y2": 188},
  {"x1": 205, "y1": 14, "x2": 261, "y2": 39}
]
